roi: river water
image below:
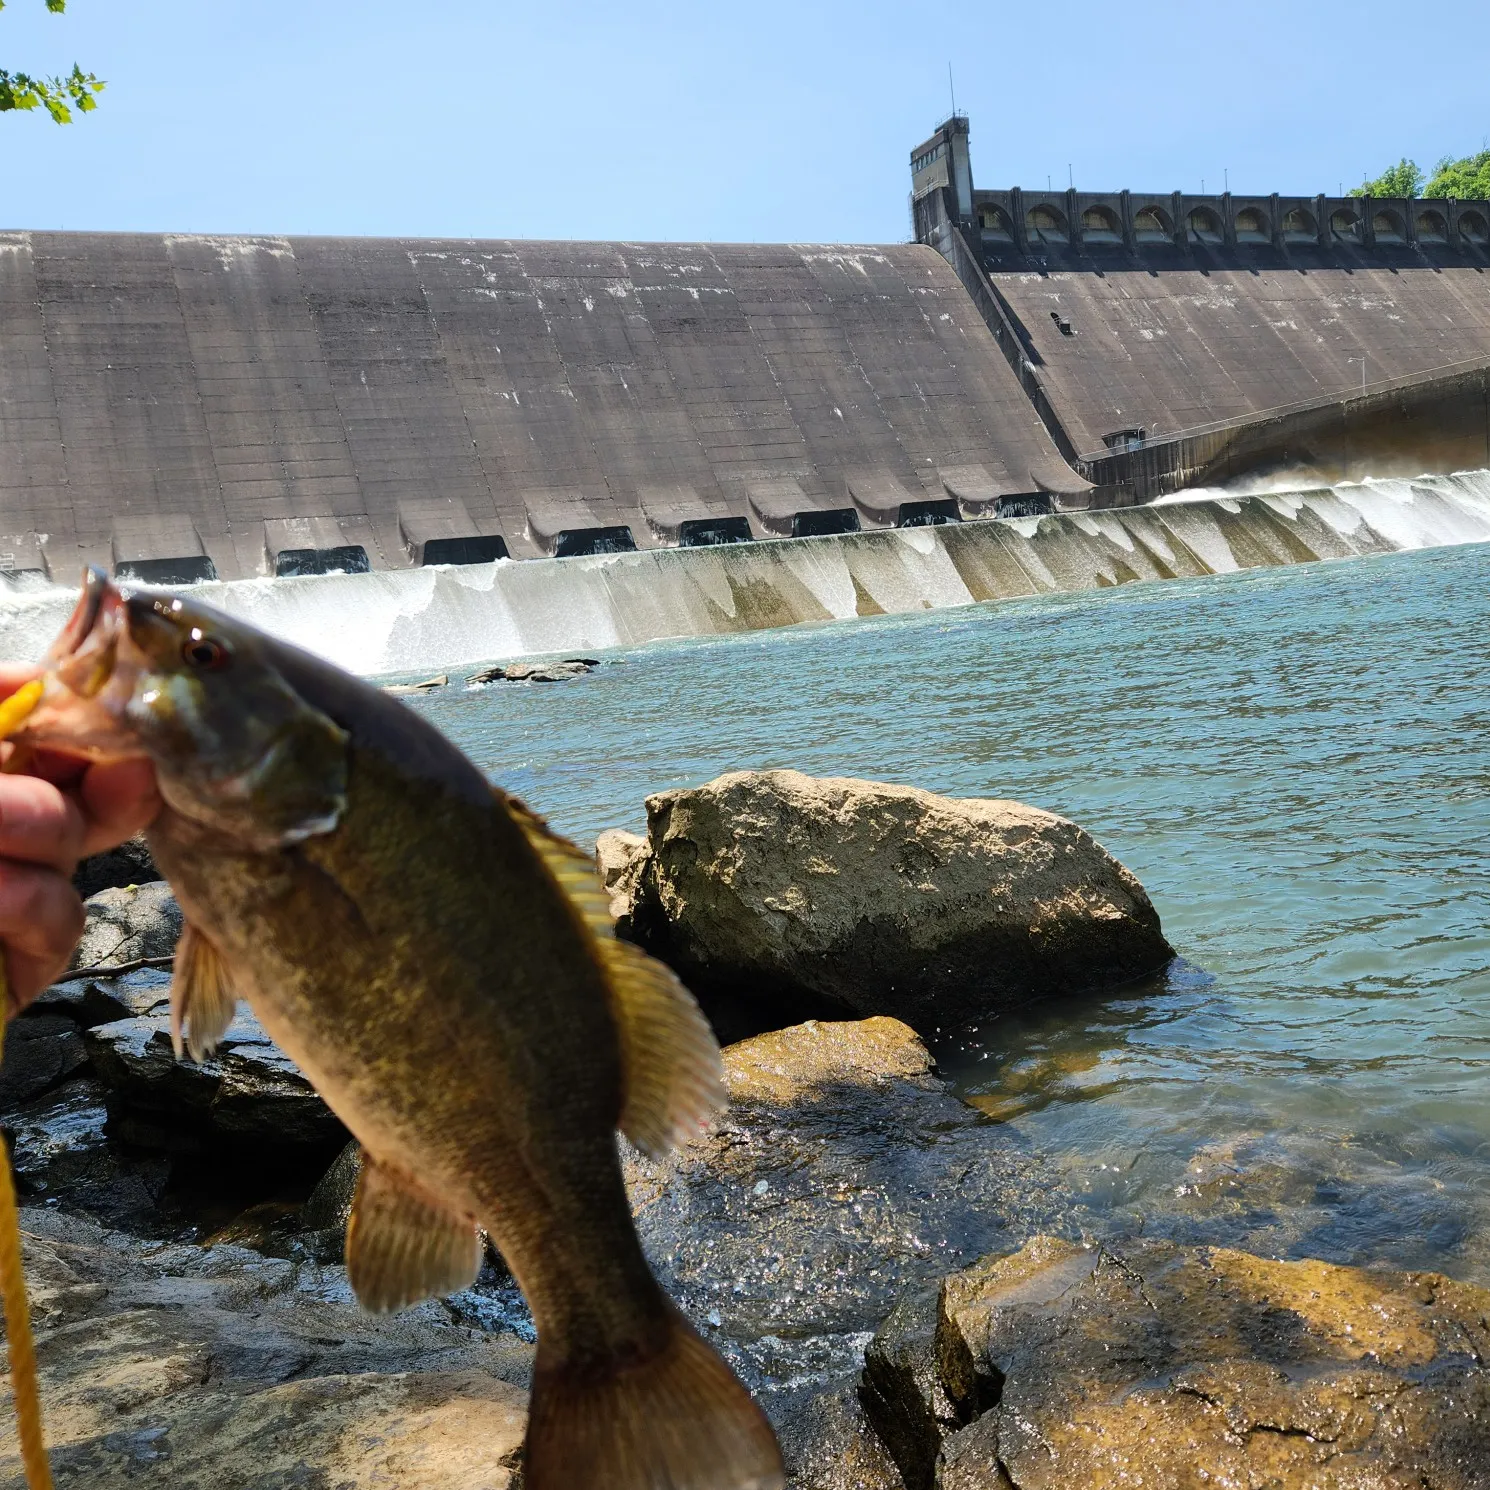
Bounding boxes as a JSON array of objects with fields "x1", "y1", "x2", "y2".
[{"x1": 408, "y1": 538, "x2": 1490, "y2": 1280}]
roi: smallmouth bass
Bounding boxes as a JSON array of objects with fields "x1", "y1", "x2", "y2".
[{"x1": 17, "y1": 568, "x2": 783, "y2": 1490}]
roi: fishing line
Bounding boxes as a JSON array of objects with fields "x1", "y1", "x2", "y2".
[{"x1": 0, "y1": 678, "x2": 55, "y2": 1489}]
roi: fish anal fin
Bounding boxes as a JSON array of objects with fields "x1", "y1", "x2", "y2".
[
  {"x1": 596, "y1": 937, "x2": 724, "y2": 1158},
  {"x1": 170, "y1": 922, "x2": 239, "y2": 1062},
  {"x1": 502, "y1": 793, "x2": 616, "y2": 937},
  {"x1": 345, "y1": 1156, "x2": 481, "y2": 1313},
  {"x1": 527, "y1": 1300, "x2": 784, "y2": 1490}
]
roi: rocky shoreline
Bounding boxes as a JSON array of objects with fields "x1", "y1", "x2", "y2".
[{"x1": 2, "y1": 772, "x2": 1486, "y2": 1488}]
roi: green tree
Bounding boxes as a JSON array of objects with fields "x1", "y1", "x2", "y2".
[
  {"x1": 1423, "y1": 149, "x2": 1490, "y2": 201},
  {"x1": 1349, "y1": 158, "x2": 1424, "y2": 199},
  {"x1": 0, "y1": 0, "x2": 103, "y2": 123}
]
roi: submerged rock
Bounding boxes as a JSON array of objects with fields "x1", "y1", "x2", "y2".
[
  {"x1": 382, "y1": 673, "x2": 448, "y2": 695},
  {"x1": 865, "y1": 1233, "x2": 1490, "y2": 1490},
  {"x1": 468, "y1": 658, "x2": 599, "y2": 684},
  {"x1": 625, "y1": 770, "x2": 1173, "y2": 1038},
  {"x1": 68, "y1": 883, "x2": 181, "y2": 972}
]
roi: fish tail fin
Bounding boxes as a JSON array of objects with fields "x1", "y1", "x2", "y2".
[{"x1": 525, "y1": 1302, "x2": 784, "y2": 1490}]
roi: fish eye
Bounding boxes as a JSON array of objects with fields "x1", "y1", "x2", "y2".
[{"x1": 182, "y1": 634, "x2": 229, "y2": 670}]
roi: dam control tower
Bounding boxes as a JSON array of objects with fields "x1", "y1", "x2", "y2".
[{"x1": 909, "y1": 116, "x2": 1490, "y2": 497}]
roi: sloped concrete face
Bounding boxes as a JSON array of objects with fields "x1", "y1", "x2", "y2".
[
  {"x1": 0, "y1": 233, "x2": 1081, "y2": 581},
  {"x1": 972, "y1": 222, "x2": 1490, "y2": 460}
]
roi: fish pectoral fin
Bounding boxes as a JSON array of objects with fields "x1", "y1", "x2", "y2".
[
  {"x1": 170, "y1": 921, "x2": 239, "y2": 1062},
  {"x1": 345, "y1": 1157, "x2": 481, "y2": 1313},
  {"x1": 596, "y1": 937, "x2": 725, "y2": 1160},
  {"x1": 502, "y1": 793, "x2": 615, "y2": 935}
]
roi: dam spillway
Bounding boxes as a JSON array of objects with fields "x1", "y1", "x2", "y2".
[
  {"x1": 0, "y1": 469, "x2": 1485, "y2": 676},
  {"x1": 0, "y1": 231, "x2": 1083, "y2": 583}
]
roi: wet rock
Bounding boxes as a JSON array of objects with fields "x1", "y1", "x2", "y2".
[
  {"x1": 68, "y1": 883, "x2": 181, "y2": 972},
  {"x1": 71, "y1": 834, "x2": 160, "y2": 900},
  {"x1": 859, "y1": 1286, "x2": 973, "y2": 1490},
  {"x1": 624, "y1": 1017, "x2": 1059, "y2": 1488},
  {"x1": 5, "y1": 1078, "x2": 172, "y2": 1229},
  {"x1": 628, "y1": 770, "x2": 1173, "y2": 1038},
  {"x1": 0, "y1": 1208, "x2": 534, "y2": 1488},
  {"x1": 0, "y1": 1015, "x2": 88, "y2": 1110},
  {"x1": 866, "y1": 1233, "x2": 1490, "y2": 1490},
  {"x1": 468, "y1": 659, "x2": 598, "y2": 684},
  {"x1": 595, "y1": 827, "x2": 647, "y2": 931},
  {"x1": 297, "y1": 1137, "x2": 363, "y2": 1261},
  {"x1": 84, "y1": 1006, "x2": 346, "y2": 1154},
  {"x1": 382, "y1": 673, "x2": 448, "y2": 695},
  {"x1": 32, "y1": 967, "x2": 172, "y2": 1028}
]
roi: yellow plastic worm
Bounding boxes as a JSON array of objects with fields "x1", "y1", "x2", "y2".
[{"x1": 0, "y1": 677, "x2": 54, "y2": 1488}]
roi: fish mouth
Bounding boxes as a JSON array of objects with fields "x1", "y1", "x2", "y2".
[
  {"x1": 12, "y1": 567, "x2": 145, "y2": 759},
  {"x1": 48, "y1": 565, "x2": 126, "y2": 696}
]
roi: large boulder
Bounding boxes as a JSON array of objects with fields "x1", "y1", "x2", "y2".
[
  {"x1": 623, "y1": 770, "x2": 1172, "y2": 1037},
  {"x1": 68, "y1": 883, "x2": 181, "y2": 972},
  {"x1": 864, "y1": 1234, "x2": 1490, "y2": 1490}
]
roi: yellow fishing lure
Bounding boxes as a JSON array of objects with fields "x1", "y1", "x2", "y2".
[{"x1": 0, "y1": 678, "x2": 54, "y2": 1489}]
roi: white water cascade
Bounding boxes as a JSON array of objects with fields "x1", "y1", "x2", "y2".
[{"x1": 3, "y1": 470, "x2": 1488, "y2": 676}]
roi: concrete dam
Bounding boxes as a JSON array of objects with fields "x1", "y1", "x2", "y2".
[
  {"x1": 0, "y1": 231, "x2": 1084, "y2": 584},
  {"x1": 1, "y1": 112, "x2": 1488, "y2": 666}
]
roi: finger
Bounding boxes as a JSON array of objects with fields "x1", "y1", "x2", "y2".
[
  {"x1": 0, "y1": 666, "x2": 42, "y2": 701},
  {"x1": 77, "y1": 757, "x2": 161, "y2": 857},
  {"x1": 23, "y1": 748, "x2": 88, "y2": 790},
  {"x1": 0, "y1": 865, "x2": 85, "y2": 1013},
  {"x1": 0, "y1": 773, "x2": 86, "y2": 874}
]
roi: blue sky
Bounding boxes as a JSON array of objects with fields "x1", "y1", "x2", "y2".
[{"x1": 2, "y1": 0, "x2": 1487, "y2": 243}]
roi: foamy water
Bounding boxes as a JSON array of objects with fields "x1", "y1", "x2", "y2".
[{"x1": 2, "y1": 469, "x2": 1488, "y2": 673}]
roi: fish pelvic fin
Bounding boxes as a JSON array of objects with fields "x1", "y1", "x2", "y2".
[
  {"x1": 170, "y1": 922, "x2": 239, "y2": 1062},
  {"x1": 596, "y1": 937, "x2": 724, "y2": 1159},
  {"x1": 502, "y1": 794, "x2": 615, "y2": 937},
  {"x1": 345, "y1": 1156, "x2": 481, "y2": 1313},
  {"x1": 527, "y1": 1298, "x2": 784, "y2": 1490}
]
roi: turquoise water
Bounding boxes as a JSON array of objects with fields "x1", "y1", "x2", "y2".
[{"x1": 407, "y1": 541, "x2": 1490, "y2": 1277}]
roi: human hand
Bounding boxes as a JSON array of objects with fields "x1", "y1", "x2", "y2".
[{"x1": 0, "y1": 667, "x2": 161, "y2": 1014}]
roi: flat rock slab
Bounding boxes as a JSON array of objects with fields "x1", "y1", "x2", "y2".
[
  {"x1": 0, "y1": 1210, "x2": 533, "y2": 1488},
  {"x1": 84, "y1": 1007, "x2": 346, "y2": 1152},
  {"x1": 624, "y1": 770, "x2": 1173, "y2": 1038},
  {"x1": 869, "y1": 1233, "x2": 1490, "y2": 1490}
]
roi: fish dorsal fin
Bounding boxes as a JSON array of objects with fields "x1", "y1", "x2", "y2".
[
  {"x1": 501, "y1": 791, "x2": 724, "y2": 1157},
  {"x1": 170, "y1": 921, "x2": 239, "y2": 1062},
  {"x1": 595, "y1": 938, "x2": 725, "y2": 1159},
  {"x1": 503, "y1": 794, "x2": 615, "y2": 939},
  {"x1": 345, "y1": 1156, "x2": 482, "y2": 1313}
]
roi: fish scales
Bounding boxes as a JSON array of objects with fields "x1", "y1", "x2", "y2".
[
  {"x1": 16, "y1": 568, "x2": 784, "y2": 1490},
  {"x1": 152, "y1": 729, "x2": 658, "y2": 1344}
]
